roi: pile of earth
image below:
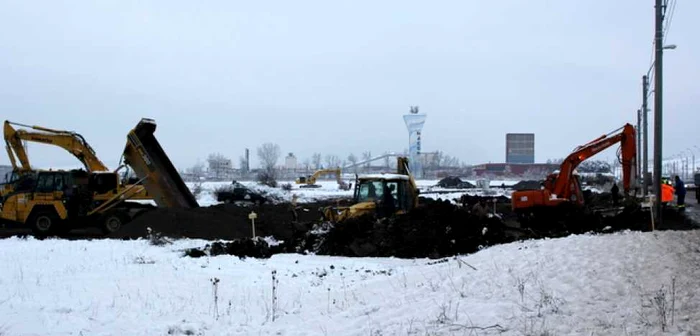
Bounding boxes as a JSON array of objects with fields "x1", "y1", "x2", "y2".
[
  {"x1": 436, "y1": 176, "x2": 475, "y2": 189},
  {"x1": 299, "y1": 199, "x2": 525, "y2": 258},
  {"x1": 511, "y1": 180, "x2": 542, "y2": 191},
  {"x1": 182, "y1": 199, "x2": 696, "y2": 260},
  {"x1": 111, "y1": 199, "x2": 353, "y2": 241},
  {"x1": 184, "y1": 238, "x2": 285, "y2": 259}
]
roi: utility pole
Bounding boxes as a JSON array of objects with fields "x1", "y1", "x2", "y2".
[
  {"x1": 636, "y1": 109, "x2": 642, "y2": 181},
  {"x1": 653, "y1": 0, "x2": 664, "y2": 225},
  {"x1": 642, "y1": 75, "x2": 649, "y2": 196}
]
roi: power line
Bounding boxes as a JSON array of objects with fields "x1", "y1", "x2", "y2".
[{"x1": 663, "y1": 0, "x2": 678, "y2": 44}]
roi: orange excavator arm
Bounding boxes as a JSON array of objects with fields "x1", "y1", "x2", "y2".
[
  {"x1": 552, "y1": 123, "x2": 637, "y2": 199},
  {"x1": 3, "y1": 120, "x2": 109, "y2": 172}
]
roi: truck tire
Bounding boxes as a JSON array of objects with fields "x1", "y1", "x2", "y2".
[
  {"x1": 29, "y1": 210, "x2": 60, "y2": 237},
  {"x1": 100, "y1": 212, "x2": 126, "y2": 235}
]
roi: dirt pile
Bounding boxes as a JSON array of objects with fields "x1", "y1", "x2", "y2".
[
  {"x1": 297, "y1": 200, "x2": 529, "y2": 259},
  {"x1": 184, "y1": 238, "x2": 284, "y2": 259},
  {"x1": 511, "y1": 180, "x2": 542, "y2": 191},
  {"x1": 436, "y1": 176, "x2": 475, "y2": 189},
  {"x1": 111, "y1": 199, "x2": 351, "y2": 241}
]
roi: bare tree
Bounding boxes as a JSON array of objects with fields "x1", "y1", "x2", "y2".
[
  {"x1": 312, "y1": 153, "x2": 322, "y2": 170},
  {"x1": 258, "y1": 143, "x2": 281, "y2": 171},
  {"x1": 430, "y1": 151, "x2": 444, "y2": 170},
  {"x1": 257, "y1": 143, "x2": 281, "y2": 186},
  {"x1": 362, "y1": 151, "x2": 372, "y2": 173},
  {"x1": 325, "y1": 154, "x2": 341, "y2": 168},
  {"x1": 188, "y1": 161, "x2": 206, "y2": 180},
  {"x1": 302, "y1": 158, "x2": 311, "y2": 173},
  {"x1": 347, "y1": 153, "x2": 358, "y2": 171}
]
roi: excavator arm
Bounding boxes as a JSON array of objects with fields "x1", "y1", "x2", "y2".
[
  {"x1": 3, "y1": 120, "x2": 109, "y2": 172},
  {"x1": 4, "y1": 121, "x2": 31, "y2": 172},
  {"x1": 553, "y1": 123, "x2": 637, "y2": 199}
]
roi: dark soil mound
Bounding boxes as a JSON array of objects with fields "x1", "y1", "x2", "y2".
[
  {"x1": 511, "y1": 180, "x2": 542, "y2": 191},
  {"x1": 184, "y1": 238, "x2": 285, "y2": 259},
  {"x1": 111, "y1": 199, "x2": 351, "y2": 241},
  {"x1": 437, "y1": 176, "x2": 475, "y2": 189},
  {"x1": 300, "y1": 200, "x2": 531, "y2": 259}
]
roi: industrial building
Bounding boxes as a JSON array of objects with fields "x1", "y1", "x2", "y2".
[{"x1": 506, "y1": 133, "x2": 535, "y2": 164}]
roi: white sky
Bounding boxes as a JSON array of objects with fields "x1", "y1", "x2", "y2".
[{"x1": 1, "y1": 1, "x2": 698, "y2": 170}]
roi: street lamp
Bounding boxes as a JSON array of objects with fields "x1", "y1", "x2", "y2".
[{"x1": 642, "y1": 44, "x2": 677, "y2": 198}]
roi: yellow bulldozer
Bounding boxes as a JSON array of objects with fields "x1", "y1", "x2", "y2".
[
  {"x1": 0, "y1": 118, "x2": 197, "y2": 236},
  {"x1": 322, "y1": 157, "x2": 419, "y2": 222}
]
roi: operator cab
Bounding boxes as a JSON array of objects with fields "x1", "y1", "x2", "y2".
[{"x1": 354, "y1": 174, "x2": 416, "y2": 213}]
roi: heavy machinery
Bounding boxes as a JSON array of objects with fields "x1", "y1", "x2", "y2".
[
  {"x1": 2, "y1": 120, "x2": 151, "y2": 201},
  {"x1": 0, "y1": 118, "x2": 197, "y2": 236},
  {"x1": 296, "y1": 168, "x2": 350, "y2": 190},
  {"x1": 322, "y1": 157, "x2": 419, "y2": 222},
  {"x1": 512, "y1": 123, "x2": 636, "y2": 217}
]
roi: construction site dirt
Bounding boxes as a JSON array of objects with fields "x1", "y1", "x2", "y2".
[
  {"x1": 179, "y1": 193, "x2": 698, "y2": 260},
  {"x1": 2, "y1": 192, "x2": 696, "y2": 260}
]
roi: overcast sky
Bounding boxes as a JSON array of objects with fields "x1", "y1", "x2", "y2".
[{"x1": 1, "y1": 1, "x2": 698, "y2": 170}]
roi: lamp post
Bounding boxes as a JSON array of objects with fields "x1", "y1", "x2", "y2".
[
  {"x1": 651, "y1": 0, "x2": 676, "y2": 225},
  {"x1": 643, "y1": 45, "x2": 675, "y2": 196}
]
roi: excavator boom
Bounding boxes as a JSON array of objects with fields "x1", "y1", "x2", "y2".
[
  {"x1": 4, "y1": 120, "x2": 109, "y2": 172},
  {"x1": 122, "y1": 118, "x2": 198, "y2": 208},
  {"x1": 553, "y1": 123, "x2": 636, "y2": 198},
  {"x1": 512, "y1": 123, "x2": 636, "y2": 211}
]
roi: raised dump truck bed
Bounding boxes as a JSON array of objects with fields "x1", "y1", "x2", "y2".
[{"x1": 123, "y1": 118, "x2": 198, "y2": 208}]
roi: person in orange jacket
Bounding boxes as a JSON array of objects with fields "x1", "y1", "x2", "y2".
[{"x1": 661, "y1": 179, "x2": 675, "y2": 204}]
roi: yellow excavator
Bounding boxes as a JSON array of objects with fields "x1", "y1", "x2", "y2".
[
  {"x1": 322, "y1": 157, "x2": 419, "y2": 222},
  {"x1": 0, "y1": 118, "x2": 197, "y2": 236},
  {"x1": 295, "y1": 168, "x2": 350, "y2": 190},
  {"x1": 2, "y1": 120, "x2": 151, "y2": 201}
]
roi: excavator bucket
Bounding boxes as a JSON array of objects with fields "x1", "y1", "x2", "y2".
[{"x1": 122, "y1": 119, "x2": 199, "y2": 208}]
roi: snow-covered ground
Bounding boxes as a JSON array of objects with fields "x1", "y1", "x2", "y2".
[{"x1": 1, "y1": 230, "x2": 698, "y2": 335}]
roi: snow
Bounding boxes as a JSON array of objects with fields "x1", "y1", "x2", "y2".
[
  {"x1": 358, "y1": 173, "x2": 410, "y2": 180},
  {"x1": 2, "y1": 230, "x2": 699, "y2": 335}
]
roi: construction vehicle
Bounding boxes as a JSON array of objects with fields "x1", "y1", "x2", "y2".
[
  {"x1": 322, "y1": 157, "x2": 419, "y2": 222},
  {"x1": 0, "y1": 118, "x2": 197, "y2": 236},
  {"x1": 296, "y1": 168, "x2": 351, "y2": 190},
  {"x1": 512, "y1": 124, "x2": 636, "y2": 218},
  {"x1": 2, "y1": 120, "x2": 151, "y2": 201}
]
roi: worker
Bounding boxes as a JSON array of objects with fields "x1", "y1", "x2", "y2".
[
  {"x1": 661, "y1": 182, "x2": 674, "y2": 204},
  {"x1": 380, "y1": 184, "x2": 396, "y2": 218},
  {"x1": 675, "y1": 175, "x2": 686, "y2": 210},
  {"x1": 367, "y1": 183, "x2": 377, "y2": 200},
  {"x1": 610, "y1": 182, "x2": 620, "y2": 206}
]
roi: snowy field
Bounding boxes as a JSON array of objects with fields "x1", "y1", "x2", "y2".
[
  {"x1": 188, "y1": 180, "x2": 511, "y2": 207},
  {"x1": 1, "y1": 230, "x2": 699, "y2": 335}
]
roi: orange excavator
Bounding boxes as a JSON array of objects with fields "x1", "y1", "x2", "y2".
[{"x1": 512, "y1": 124, "x2": 637, "y2": 213}]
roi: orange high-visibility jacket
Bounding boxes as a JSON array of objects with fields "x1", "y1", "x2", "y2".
[{"x1": 662, "y1": 184, "x2": 675, "y2": 203}]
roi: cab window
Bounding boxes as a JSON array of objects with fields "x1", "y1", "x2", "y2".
[
  {"x1": 357, "y1": 181, "x2": 384, "y2": 202},
  {"x1": 36, "y1": 173, "x2": 67, "y2": 193}
]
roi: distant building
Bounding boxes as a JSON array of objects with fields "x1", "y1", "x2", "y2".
[
  {"x1": 473, "y1": 163, "x2": 559, "y2": 178},
  {"x1": 285, "y1": 153, "x2": 298, "y2": 171},
  {"x1": 506, "y1": 133, "x2": 535, "y2": 164},
  {"x1": 207, "y1": 154, "x2": 234, "y2": 180}
]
